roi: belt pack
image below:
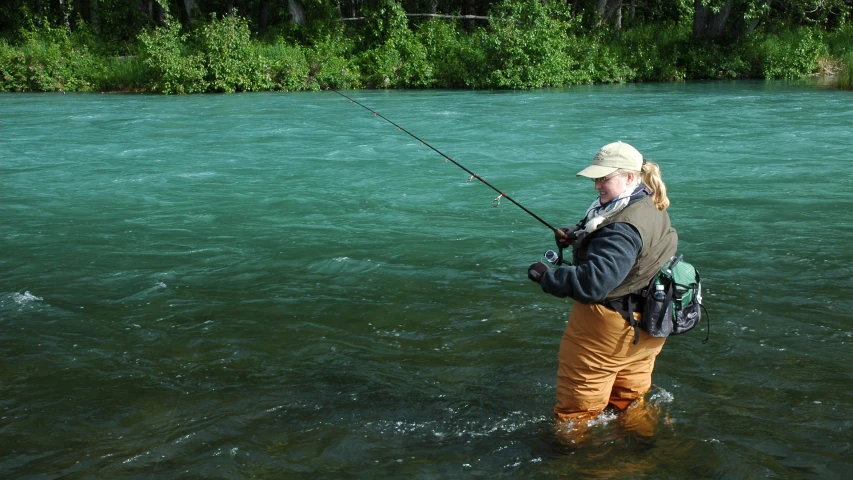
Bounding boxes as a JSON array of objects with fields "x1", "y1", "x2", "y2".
[{"x1": 603, "y1": 255, "x2": 709, "y2": 344}]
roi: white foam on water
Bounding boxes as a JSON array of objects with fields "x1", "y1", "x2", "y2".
[
  {"x1": 585, "y1": 409, "x2": 619, "y2": 428},
  {"x1": 177, "y1": 171, "x2": 216, "y2": 178},
  {"x1": 649, "y1": 387, "x2": 674, "y2": 405},
  {"x1": 555, "y1": 409, "x2": 619, "y2": 439},
  {"x1": 12, "y1": 291, "x2": 43, "y2": 305}
]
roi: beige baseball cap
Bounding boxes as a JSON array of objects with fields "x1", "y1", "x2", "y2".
[{"x1": 576, "y1": 141, "x2": 643, "y2": 178}]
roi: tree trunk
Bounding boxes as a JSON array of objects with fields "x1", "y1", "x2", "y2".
[
  {"x1": 597, "y1": 0, "x2": 623, "y2": 30},
  {"x1": 288, "y1": 0, "x2": 305, "y2": 25},
  {"x1": 259, "y1": 0, "x2": 269, "y2": 31},
  {"x1": 693, "y1": 0, "x2": 733, "y2": 40},
  {"x1": 58, "y1": 0, "x2": 71, "y2": 29},
  {"x1": 614, "y1": 1, "x2": 622, "y2": 29},
  {"x1": 89, "y1": 0, "x2": 101, "y2": 33},
  {"x1": 733, "y1": 0, "x2": 771, "y2": 38},
  {"x1": 182, "y1": 0, "x2": 195, "y2": 25},
  {"x1": 463, "y1": 0, "x2": 474, "y2": 30},
  {"x1": 142, "y1": 0, "x2": 166, "y2": 26}
]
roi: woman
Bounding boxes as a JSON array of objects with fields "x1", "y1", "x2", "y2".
[{"x1": 527, "y1": 141, "x2": 677, "y2": 438}]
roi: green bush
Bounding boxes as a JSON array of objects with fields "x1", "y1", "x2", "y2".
[
  {"x1": 481, "y1": 0, "x2": 579, "y2": 88},
  {"x1": 354, "y1": 0, "x2": 434, "y2": 88},
  {"x1": 307, "y1": 36, "x2": 361, "y2": 90},
  {"x1": 681, "y1": 42, "x2": 750, "y2": 79},
  {"x1": 565, "y1": 34, "x2": 635, "y2": 84},
  {"x1": 617, "y1": 24, "x2": 690, "y2": 81},
  {"x1": 259, "y1": 40, "x2": 311, "y2": 91},
  {"x1": 96, "y1": 54, "x2": 149, "y2": 92},
  {"x1": 1, "y1": 3, "x2": 848, "y2": 93},
  {"x1": 0, "y1": 21, "x2": 98, "y2": 92},
  {"x1": 199, "y1": 13, "x2": 272, "y2": 92},
  {"x1": 838, "y1": 52, "x2": 853, "y2": 89},
  {"x1": 358, "y1": 34, "x2": 433, "y2": 88},
  {"x1": 416, "y1": 19, "x2": 487, "y2": 88},
  {"x1": 359, "y1": 0, "x2": 410, "y2": 49},
  {"x1": 824, "y1": 24, "x2": 853, "y2": 58},
  {"x1": 752, "y1": 28, "x2": 828, "y2": 79},
  {"x1": 0, "y1": 40, "x2": 28, "y2": 91},
  {"x1": 138, "y1": 20, "x2": 207, "y2": 94}
]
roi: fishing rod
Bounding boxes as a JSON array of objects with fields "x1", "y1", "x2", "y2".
[{"x1": 331, "y1": 89, "x2": 567, "y2": 241}]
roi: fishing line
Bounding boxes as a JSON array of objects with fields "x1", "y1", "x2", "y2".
[{"x1": 331, "y1": 89, "x2": 564, "y2": 236}]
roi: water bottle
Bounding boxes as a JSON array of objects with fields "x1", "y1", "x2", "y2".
[{"x1": 653, "y1": 282, "x2": 666, "y2": 301}]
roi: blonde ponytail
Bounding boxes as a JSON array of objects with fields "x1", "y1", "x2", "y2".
[{"x1": 640, "y1": 160, "x2": 669, "y2": 210}]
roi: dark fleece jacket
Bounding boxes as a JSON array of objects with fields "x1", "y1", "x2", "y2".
[{"x1": 539, "y1": 195, "x2": 645, "y2": 303}]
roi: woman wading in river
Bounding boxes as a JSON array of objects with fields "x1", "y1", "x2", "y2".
[{"x1": 527, "y1": 141, "x2": 677, "y2": 442}]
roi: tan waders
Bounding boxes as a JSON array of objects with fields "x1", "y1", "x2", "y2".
[{"x1": 553, "y1": 302, "x2": 665, "y2": 443}]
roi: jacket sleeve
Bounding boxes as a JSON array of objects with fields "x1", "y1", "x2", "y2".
[{"x1": 539, "y1": 222, "x2": 643, "y2": 303}]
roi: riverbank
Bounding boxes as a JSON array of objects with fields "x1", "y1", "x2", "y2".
[{"x1": 2, "y1": 10, "x2": 852, "y2": 93}]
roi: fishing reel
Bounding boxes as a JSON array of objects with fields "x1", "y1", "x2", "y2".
[{"x1": 544, "y1": 249, "x2": 562, "y2": 265}]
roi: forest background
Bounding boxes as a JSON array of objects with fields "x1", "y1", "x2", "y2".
[{"x1": 1, "y1": 0, "x2": 852, "y2": 93}]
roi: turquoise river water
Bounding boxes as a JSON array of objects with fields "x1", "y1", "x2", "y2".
[{"x1": 1, "y1": 82, "x2": 852, "y2": 479}]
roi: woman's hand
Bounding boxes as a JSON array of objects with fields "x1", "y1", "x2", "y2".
[
  {"x1": 555, "y1": 225, "x2": 580, "y2": 248},
  {"x1": 528, "y1": 262, "x2": 548, "y2": 284}
]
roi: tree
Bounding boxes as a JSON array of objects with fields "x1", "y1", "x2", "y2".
[
  {"x1": 597, "y1": 0, "x2": 624, "y2": 29},
  {"x1": 693, "y1": 0, "x2": 734, "y2": 39}
]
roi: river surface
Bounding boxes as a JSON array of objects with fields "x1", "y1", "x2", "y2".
[{"x1": 2, "y1": 82, "x2": 852, "y2": 479}]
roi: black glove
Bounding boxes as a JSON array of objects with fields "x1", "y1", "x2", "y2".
[
  {"x1": 528, "y1": 262, "x2": 548, "y2": 284},
  {"x1": 555, "y1": 225, "x2": 580, "y2": 249}
]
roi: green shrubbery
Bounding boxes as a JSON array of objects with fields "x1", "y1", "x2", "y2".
[
  {"x1": 480, "y1": 0, "x2": 577, "y2": 88},
  {"x1": 307, "y1": 36, "x2": 361, "y2": 90},
  {"x1": 200, "y1": 13, "x2": 271, "y2": 93},
  {"x1": 0, "y1": 21, "x2": 99, "y2": 92},
  {"x1": 138, "y1": 19, "x2": 207, "y2": 94},
  {"x1": 259, "y1": 40, "x2": 312, "y2": 91},
  {"x1": 618, "y1": 24, "x2": 689, "y2": 81},
  {"x1": 825, "y1": 25, "x2": 853, "y2": 90},
  {"x1": 1, "y1": 0, "x2": 851, "y2": 94},
  {"x1": 838, "y1": 52, "x2": 853, "y2": 89},
  {"x1": 416, "y1": 18, "x2": 486, "y2": 88},
  {"x1": 751, "y1": 28, "x2": 828, "y2": 79}
]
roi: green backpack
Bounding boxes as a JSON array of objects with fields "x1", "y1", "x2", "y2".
[{"x1": 639, "y1": 255, "x2": 709, "y2": 342}]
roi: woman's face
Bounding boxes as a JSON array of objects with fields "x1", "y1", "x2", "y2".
[{"x1": 594, "y1": 172, "x2": 633, "y2": 204}]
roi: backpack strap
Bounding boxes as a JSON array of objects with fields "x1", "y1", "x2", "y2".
[{"x1": 700, "y1": 303, "x2": 711, "y2": 344}]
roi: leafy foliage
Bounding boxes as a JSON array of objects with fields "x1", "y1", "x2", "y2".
[
  {"x1": 752, "y1": 28, "x2": 828, "y2": 79},
  {"x1": 416, "y1": 19, "x2": 487, "y2": 88},
  {"x1": 0, "y1": 21, "x2": 98, "y2": 92},
  {"x1": 480, "y1": 0, "x2": 579, "y2": 88},
  {"x1": 138, "y1": 19, "x2": 207, "y2": 94},
  {"x1": 618, "y1": 24, "x2": 690, "y2": 82},
  {"x1": 199, "y1": 13, "x2": 271, "y2": 92},
  {"x1": 838, "y1": 52, "x2": 853, "y2": 89},
  {"x1": 260, "y1": 39, "x2": 312, "y2": 91},
  {"x1": 307, "y1": 36, "x2": 362, "y2": 90},
  {"x1": 2, "y1": 0, "x2": 852, "y2": 93}
]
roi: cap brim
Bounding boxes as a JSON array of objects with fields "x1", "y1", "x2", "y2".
[{"x1": 576, "y1": 165, "x2": 617, "y2": 178}]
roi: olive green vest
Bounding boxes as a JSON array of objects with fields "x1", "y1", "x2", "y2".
[{"x1": 573, "y1": 195, "x2": 678, "y2": 300}]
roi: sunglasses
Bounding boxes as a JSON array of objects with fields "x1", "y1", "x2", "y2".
[{"x1": 593, "y1": 173, "x2": 621, "y2": 183}]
